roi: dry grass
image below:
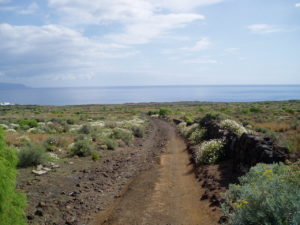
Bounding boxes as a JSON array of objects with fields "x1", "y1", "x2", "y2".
[
  {"x1": 286, "y1": 133, "x2": 300, "y2": 153},
  {"x1": 255, "y1": 122, "x2": 291, "y2": 132},
  {"x1": 26, "y1": 133, "x2": 50, "y2": 144},
  {"x1": 4, "y1": 132, "x2": 21, "y2": 146}
]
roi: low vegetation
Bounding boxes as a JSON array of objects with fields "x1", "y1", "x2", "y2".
[
  {"x1": 71, "y1": 140, "x2": 93, "y2": 157},
  {"x1": 175, "y1": 110, "x2": 300, "y2": 224},
  {"x1": 18, "y1": 143, "x2": 49, "y2": 168},
  {"x1": 220, "y1": 119, "x2": 248, "y2": 136},
  {"x1": 0, "y1": 128, "x2": 27, "y2": 224},
  {"x1": 194, "y1": 139, "x2": 225, "y2": 164},
  {"x1": 100, "y1": 137, "x2": 118, "y2": 150},
  {"x1": 0, "y1": 101, "x2": 299, "y2": 224},
  {"x1": 111, "y1": 128, "x2": 133, "y2": 145},
  {"x1": 222, "y1": 162, "x2": 300, "y2": 225},
  {"x1": 91, "y1": 150, "x2": 101, "y2": 161},
  {"x1": 146, "y1": 101, "x2": 299, "y2": 152},
  {"x1": 188, "y1": 128, "x2": 206, "y2": 145}
]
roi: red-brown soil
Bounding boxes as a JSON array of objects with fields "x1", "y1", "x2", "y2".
[
  {"x1": 92, "y1": 120, "x2": 221, "y2": 225},
  {"x1": 18, "y1": 118, "x2": 223, "y2": 225}
]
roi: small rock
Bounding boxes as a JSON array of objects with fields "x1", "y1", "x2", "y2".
[
  {"x1": 43, "y1": 167, "x2": 52, "y2": 172},
  {"x1": 201, "y1": 192, "x2": 209, "y2": 200},
  {"x1": 50, "y1": 162, "x2": 60, "y2": 168},
  {"x1": 32, "y1": 170, "x2": 47, "y2": 175},
  {"x1": 27, "y1": 214, "x2": 34, "y2": 220},
  {"x1": 37, "y1": 201, "x2": 46, "y2": 208},
  {"x1": 100, "y1": 145, "x2": 108, "y2": 150},
  {"x1": 35, "y1": 209, "x2": 43, "y2": 217},
  {"x1": 102, "y1": 172, "x2": 108, "y2": 177},
  {"x1": 65, "y1": 217, "x2": 76, "y2": 225},
  {"x1": 37, "y1": 164, "x2": 43, "y2": 170}
]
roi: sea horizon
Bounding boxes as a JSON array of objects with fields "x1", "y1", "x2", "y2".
[
  {"x1": 13, "y1": 84, "x2": 300, "y2": 88},
  {"x1": 1, "y1": 85, "x2": 300, "y2": 106}
]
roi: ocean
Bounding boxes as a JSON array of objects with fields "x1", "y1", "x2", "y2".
[{"x1": 0, "y1": 85, "x2": 299, "y2": 105}]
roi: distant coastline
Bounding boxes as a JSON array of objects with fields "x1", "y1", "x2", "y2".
[{"x1": 0, "y1": 82, "x2": 28, "y2": 89}]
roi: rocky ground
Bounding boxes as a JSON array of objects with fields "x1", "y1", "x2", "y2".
[
  {"x1": 17, "y1": 118, "x2": 168, "y2": 225},
  {"x1": 93, "y1": 119, "x2": 221, "y2": 225}
]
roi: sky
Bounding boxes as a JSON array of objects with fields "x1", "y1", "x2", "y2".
[{"x1": 0, "y1": 0, "x2": 299, "y2": 87}]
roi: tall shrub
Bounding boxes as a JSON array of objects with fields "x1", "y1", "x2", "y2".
[{"x1": 0, "y1": 128, "x2": 27, "y2": 224}]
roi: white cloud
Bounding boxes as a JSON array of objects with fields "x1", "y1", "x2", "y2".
[
  {"x1": 247, "y1": 24, "x2": 282, "y2": 34},
  {"x1": 0, "y1": 23, "x2": 136, "y2": 80},
  {"x1": 183, "y1": 58, "x2": 218, "y2": 64},
  {"x1": 0, "y1": 5, "x2": 16, "y2": 11},
  {"x1": 161, "y1": 49, "x2": 176, "y2": 54},
  {"x1": 224, "y1": 48, "x2": 240, "y2": 53},
  {"x1": 108, "y1": 13, "x2": 203, "y2": 44},
  {"x1": 48, "y1": 0, "x2": 206, "y2": 44},
  {"x1": 182, "y1": 37, "x2": 211, "y2": 51},
  {"x1": 19, "y1": 2, "x2": 39, "y2": 14},
  {"x1": 295, "y1": 3, "x2": 300, "y2": 7},
  {"x1": 152, "y1": 0, "x2": 223, "y2": 11}
]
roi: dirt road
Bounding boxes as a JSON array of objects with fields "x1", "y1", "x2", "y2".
[{"x1": 92, "y1": 119, "x2": 221, "y2": 225}]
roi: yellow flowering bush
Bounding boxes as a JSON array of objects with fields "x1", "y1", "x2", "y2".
[{"x1": 222, "y1": 162, "x2": 300, "y2": 225}]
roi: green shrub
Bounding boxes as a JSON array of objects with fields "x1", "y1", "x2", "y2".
[
  {"x1": 111, "y1": 128, "x2": 133, "y2": 145},
  {"x1": 71, "y1": 140, "x2": 93, "y2": 157},
  {"x1": 66, "y1": 119, "x2": 75, "y2": 125},
  {"x1": 0, "y1": 128, "x2": 27, "y2": 224},
  {"x1": 104, "y1": 121, "x2": 117, "y2": 129},
  {"x1": 222, "y1": 163, "x2": 300, "y2": 225},
  {"x1": 220, "y1": 119, "x2": 248, "y2": 136},
  {"x1": 18, "y1": 143, "x2": 49, "y2": 168},
  {"x1": 189, "y1": 128, "x2": 206, "y2": 145},
  {"x1": 18, "y1": 119, "x2": 38, "y2": 129},
  {"x1": 44, "y1": 136, "x2": 67, "y2": 151},
  {"x1": 199, "y1": 113, "x2": 221, "y2": 125},
  {"x1": 249, "y1": 106, "x2": 262, "y2": 113},
  {"x1": 91, "y1": 151, "x2": 101, "y2": 161},
  {"x1": 182, "y1": 114, "x2": 194, "y2": 123},
  {"x1": 284, "y1": 108, "x2": 295, "y2": 114},
  {"x1": 147, "y1": 110, "x2": 158, "y2": 116},
  {"x1": 79, "y1": 124, "x2": 92, "y2": 134},
  {"x1": 159, "y1": 108, "x2": 171, "y2": 117},
  {"x1": 183, "y1": 124, "x2": 199, "y2": 138},
  {"x1": 131, "y1": 126, "x2": 145, "y2": 138},
  {"x1": 177, "y1": 122, "x2": 187, "y2": 135},
  {"x1": 194, "y1": 139, "x2": 224, "y2": 164},
  {"x1": 101, "y1": 137, "x2": 118, "y2": 150}
]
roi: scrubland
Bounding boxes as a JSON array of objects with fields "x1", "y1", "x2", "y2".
[{"x1": 0, "y1": 101, "x2": 299, "y2": 225}]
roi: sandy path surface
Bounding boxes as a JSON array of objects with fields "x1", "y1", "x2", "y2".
[{"x1": 92, "y1": 119, "x2": 220, "y2": 225}]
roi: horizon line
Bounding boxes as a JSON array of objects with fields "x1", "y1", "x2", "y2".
[{"x1": 24, "y1": 84, "x2": 300, "y2": 88}]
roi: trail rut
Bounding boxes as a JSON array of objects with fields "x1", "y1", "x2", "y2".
[{"x1": 92, "y1": 119, "x2": 221, "y2": 225}]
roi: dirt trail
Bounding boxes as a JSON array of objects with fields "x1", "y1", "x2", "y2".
[{"x1": 92, "y1": 119, "x2": 221, "y2": 225}]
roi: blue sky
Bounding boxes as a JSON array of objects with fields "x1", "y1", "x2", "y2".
[{"x1": 0, "y1": 0, "x2": 299, "y2": 87}]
